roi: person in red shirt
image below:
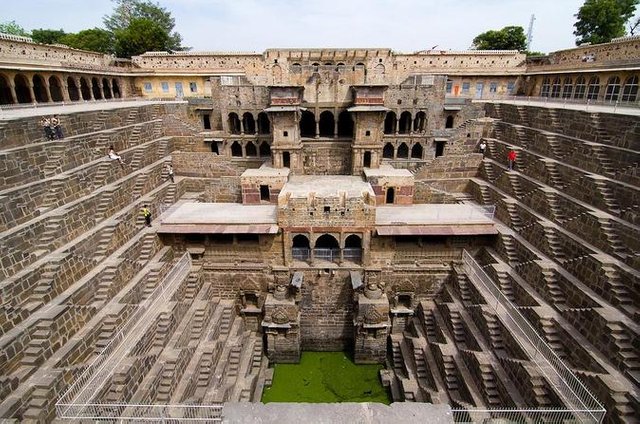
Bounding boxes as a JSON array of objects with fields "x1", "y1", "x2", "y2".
[{"x1": 508, "y1": 149, "x2": 517, "y2": 171}]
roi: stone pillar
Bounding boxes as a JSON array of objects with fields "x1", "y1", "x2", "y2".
[
  {"x1": 43, "y1": 79, "x2": 51, "y2": 103},
  {"x1": 27, "y1": 82, "x2": 36, "y2": 104},
  {"x1": 395, "y1": 117, "x2": 400, "y2": 135},
  {"x1": 353, "y1": 282, "x2": 390, "y2": 364},
  {"x1": 62, "y1": 81, "x2": 71, "y2": 102},
  {"x1": 240, "y1": 118, "x2": 245, "y2": 135},
  {"x1": 8, "y1": 82, "x2": 17, "y2": 104},
  {"x1": 98, "y1": 79, "x2": 105, "y2": 99},
  {"x1": 315, "y1": 120, "x2": 320, "y2": 139}
]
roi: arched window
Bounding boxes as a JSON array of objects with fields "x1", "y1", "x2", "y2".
[
  {"x1": 67, "y1": 77, "x2": 79, "y2": 101},
  {"x1": 259, "y1": 141, "x2": 271, "y2": 157},
  {"x1": 102, "y1": 78, "x2": 112, "y2": 99},
  {"x1": 574, "y1": 76, "x2": 586, "y2": 99},
  {"x1": 228, "y1": 113, "x2": 241, "y2": 134},
  {"x1": 91, "y1": 77, "x2": 102, "y2": 100},
  {"x1": 374, "y1": 63, "x2": 385, "y2": 74},
  {"x1": 257, "y1": 112, "x2": 270, "y2": 134},
  {"x1": 355, "y1": 62, "x2": 365, "y2": 71},
  {"x1": 14, "y1": 74, "x2": 32, "y2": 103},
  {"x1": 345, "y1": 234, "x2": 362, "y2": 248},
  {"x1": 621, "y1": 75, "x2": 639, "y2": 102},
  {"x1": 411, "y1": 143, "x2": 423, "y2": 159},
  {"x1": 312, "y1": 62, "x2": 320, "y2": 72},
  {"x1": 550, "y1": 77, "x2": 561, "y2": 98},
  {"x1": 344, "y1": 234, "x2": 362, "y2": 262},
  {"x1": 413, "y1": 111, "x2": 427, "y2": 133},
  {"x1": 386, "y1": 187, "x2": 395, "y2": 204},
  {"x1": 230, "y1": 141, "x2": 243, "y2": 157},
  {"x1": 242, "y1": 112, "x2": 256, "y2": 134},
  {"x1": 319, "y1": 111, "x2": 334, "y2": 137},
  {"x1": 587, "y1": 76, "x2": 600, "y2": 100},
  {"x1": 540, "y1": 77, "x2": 551, "y2": 97},
  {"x1": 605, "y1": 76, "x2": 621, "y2": 101},
  {"x1": 299, "y1": 110, "x2": 315, "y2": 137},
  {"x1": 397, "y1": 143, "x2": 409, "y2": 158},
  {"x1": 292, "y1": 234, "x2": 310, "y2": 260},
  {"x1": 315, "y1": 234, "x2": 339, "y2": 248},
  {"x1": 336, "y1": 63, "x2": 346, "y2": 72},
  {"x1": 80, "y1": 77, "x2": 91, "y2": 100},
  {"x1": 245, "y1": 141, "x2": 257, "y2": 156},
  {"x1": 337, "y1": 110, "x2": 353, "y2": 137},
  {"x1": 291, "y1": 63, "x2": 302, "y2": 73},
  {"x1": 383, "y1": 143, "x2": 394, "y2": 159},
  {"x1": 445, "y1": 115, "x2": 455, "y2": 129},
  {"x1": 32, "y1": 74, "x2": 48, "y2": 102},
  {"x1": 384, "y1": 111, "x2": 397, "y2": 134},
  {"x1": 47, "y1": 76, "x2": 63, "y2": 102},
  {"x1": 0, "y1": 74, "x2": 12, "y2": 104},
  {"x1": 112, "y1": 78, "x2": 121, "y2": 98},
  {"x1": 399, "y1": 111, "x2": 412, "y2": 134},
  {"x1": 562, "y1": 77, "x2": 573, "y2": 98}
]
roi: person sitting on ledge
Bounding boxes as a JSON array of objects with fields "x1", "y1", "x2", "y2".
[{"x1": 108, "y1": 145, "x2": 125, "y2": 168}]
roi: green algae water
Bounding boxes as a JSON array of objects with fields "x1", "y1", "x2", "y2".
[{"x1": 261, "y1": 351, "x2": 390, "y2": 404}]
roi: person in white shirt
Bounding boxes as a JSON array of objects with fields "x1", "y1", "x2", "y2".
[{"x1": 108, "y1": 145, "x2": 125, "y2": 168}]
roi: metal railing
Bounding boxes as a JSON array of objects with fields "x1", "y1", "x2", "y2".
[
  {"x1": 473, "y1": 94, "x2": 640, "y2": 113},
  {"x1": 56, "y1": 252, "x2": 192, "y2": 420},
  {"x1": 292, "y1": 247, "x2": 310, "y2": 260},
  {"x1": 59, "y1": 403, "x2": 222, "y2": 422},
  {"x1": 452, "y1": 408, "x2": 604, "y2": 423},
  {"x1": 313, "y1": 248, "x2": 341, "y2": 262},
  {"x1": 342, "y1": 248, "x2": 362, "y2": 262},
  {"x1": 455, "y1": 250, "x2": 605, "y2": 423}
]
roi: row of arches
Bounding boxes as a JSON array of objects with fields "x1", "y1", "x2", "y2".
[
  {"x1": 291, "y1": 233, "x2": 362, "y2": 263},
  {"x1": 383, "y1": 142, "x2": 424, "y2": 159},
  {"x1": 230, "y1": 140, "x2": 272, "y2": 158},
  {"x1": 0, "y1": 73, "x2": 122, "y2": 105},
  {"x1": 228, "y1": 112, "x2": 271, "y2": 135},
  {"x1": 290, "y1": 62, "x2": 366, "y2": 73},
  {"x1": 383, "y1": 111, "x2": 429, "y2": 134},
  {"x1": 299, "y1": 110, "x2": 354, "y2": 138},
  {"x1": 540, "y1": 75, "x2": 639, "y2": 102}
]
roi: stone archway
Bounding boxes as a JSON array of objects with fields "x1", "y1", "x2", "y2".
[
  {"x1": 48, "y1": 76, "x2": 64, "y2": 102},
  {"x1": 0, "y1": 74, "x2": 14, "y2": 104},
  {"x1": 32, "y1": 74, "x2": 49, "y2": 102},
  {"x1": 14, "y1": 74, "x2": 32, "y2": 103}
]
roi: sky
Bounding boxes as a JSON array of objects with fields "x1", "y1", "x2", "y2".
[{"x1": 3, "y1": 0, "x2": 590, "y2": 54}]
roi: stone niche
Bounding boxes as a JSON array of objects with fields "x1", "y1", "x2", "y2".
[
  {"x1": 241, "y1": 164, "x2": 290, "y2": 204},
  {"x1": 353, "y1": 280, "x2": 390, "y2": 364},
  {"x1": 262, "y1": 292, "x2": 301, "y2": 363},
  {"x1": 363, "y1": 165, "x2": 414, "y2": 205}
]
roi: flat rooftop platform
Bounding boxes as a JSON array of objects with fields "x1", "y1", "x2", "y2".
[
  {"x1": 241, "y1": 163, "x2": 290, "y2": 178},
  {"x1": 158, "y1": 202, "x2": 278, "y2": 234},
  {"x1": 280, "y1": 175, "x2": 375, "y2": 198},
  {"x1": 376, "y1": 204, "x2": 497, "y2": 236},
  {"x1": 363, "y1": 164, "x2": 413, "y2": 178},
  {"x1": 474, "y1": 98, "x2": 640, "y2": 117},
  {"x1": 0, "y1": 99, "x2": 186, "y2": 120}
]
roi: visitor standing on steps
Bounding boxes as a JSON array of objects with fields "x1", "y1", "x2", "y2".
[
  {"x1": 141, "y1": 205, "x2": 152, "y2": 227},
  {"x1": 479, "y1": 141, "x2": 486, "y2": 158},
  {"x1": 40, "y1": 117, "x2": 54, "y2": 141},
  {"x1": 51, "y1": 115, "x2": 64, "y2": 139},
  {"x1": 507, "y1": 149, "x2": 517, "y2": 171},
  {"x1": 108, "y1": 145, "x2": 125, "y2": 168},
  {"x1": 166, "y1": 164, "x2": 174, "y2": 183}
]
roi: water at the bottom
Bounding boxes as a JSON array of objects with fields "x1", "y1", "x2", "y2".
[{"x1": 261, "y1": 351, "x2": 391, "y2": 404}]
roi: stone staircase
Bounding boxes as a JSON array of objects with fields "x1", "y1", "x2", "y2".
[
  {"x1": 478, "y1": 364, "x2": 501, "y2": 406},
  {"x1": 542, "y1": 226, "x2": 566, "y2": 263},
  {"x1": 92, "y1": 110, "x2": 110, "y2": 132},
  {"x1": 93, "y1": 266, "x2": 117, "y2": 303},
  {"x1": 22, "y1": 321, "x2": 52, "y2": 367},
  {"x1": 541, "y1": 269, "x2": 566, "y2": 306},
  {"x1": 92, "y1": 223, "x2": 117, "y2": 260},
  {"x1": 94, "y1": 189, "x2": 116, "y2": 222},
  {"x1": 540, "y1": 319, "x2": 567, "y2": 360},
  {"x1": 543, "y1": 160, "x2": 565, "y2": 189},
  {"x1": 42, "y1": 144, "x2": 67, "y2": 178},
  {"x1": 484, "y1": 313, "x2": 504, "y2": 350},
  {"x1": 40, "y1": 178, "x2": 67, "y2": 210}
]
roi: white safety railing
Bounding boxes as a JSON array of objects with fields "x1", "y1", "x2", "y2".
[
  {"x1": 56, "y1": 252, "x2": 192, "y2": 419},
  {"x1": 455, "y1": 250, "x2": 606, "y2": 423},
  {"x1": 313, "y1": 248, "x2": 341, "y2": 262},
  {"x1": 473, "y1": 94, "x2": 640, "y2": 113},
  {"x1": 452, "y1": 408, "x2": 604, "y2": 423},
  {"x1": 292, "y1": 247, "x2": 310, "y2": 260},
  {"x1": 60, "y1": 403, "x2": 223, "y2": 422}
]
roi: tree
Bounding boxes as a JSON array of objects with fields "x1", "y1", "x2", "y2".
[
  {"x1": 630, "y1": 15, "x2": 640, "y2": 34},
  {"x1": 104, "y1": 0, "x2": 185, "y2": 52},
  {"x1": 0, "y1": 20, "x2": 29, "y2": 37},
  {"x1": 60, "y1": 28, "x2": 114, "y2": 54},
  {"x1": 114, "y1": 18, "x2": 169, "y2": 58},
  {"x1": 31, "y1": 29, "x2": 66, "y2": 45},
  {"x1": 574, "y1": 0, "x2": 639, "y2": 45},
  {"x1": 472, "y1": 26, "x2": 527, "y2": 51}
]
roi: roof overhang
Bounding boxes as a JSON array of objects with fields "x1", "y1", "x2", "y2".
[
  {"x1": 376, "y1": 224, "x2": 497, "y2": 236},
  {"x1": 158, "y1": 224, "x2": 279, "y2": 234}
]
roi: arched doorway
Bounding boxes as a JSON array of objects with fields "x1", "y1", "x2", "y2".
[
  {"x1": 383, "y1": 143, "x2": 394, "y2": 159},
  {"x1": 386, "y1": 187, "x2": 395, "y2": 204},
  {"x1": 14, "y1": 74, "x2": 32, "y2": 103},
  {"x1": 445, "y1": 115, "x2": 455, "y2": 129},
  {"x1": 67, "y1": 77, "x2": 80, "y2": 101},
  {"x1": 384, "y1": 111, "x2": 397, "y2": 134},
  {"x1": 399, "y1": 112, "x2": 412, "y2": 134},
  {"x1": 411, "y1": 143, "x2": 423, "y2": 159},
  {"x1": 292, "y1": 234, "x2": 310, "y2": 260},
  {"x1": 319, "y1": 111, "x2": 334, "y2": 137},
  {"x1": 228, "y1": 113, "x2": 241, "y2": 134},
  {"x1": 344, "y1": 234, "x2": 362, "y2": 263},
  {"x1": 242, "y1": 112, "x2": 256, "y2": 134},
  {"x1": 230, "y1": 141, "x2": 243, "y2": 157},
  {"x1": 112, "y1": 78, "x2": 121, "y2": 98},
  {"x1": 314, "y1": 234, "x2": 340, "y2": 262},
  {"x1": 245, "y1": 141, "x2": 257, "y2": 157},
  {"x1": 48, "y1": 76, "x2": 63, "y2": 102},
  {"x1": 257, "y1": 112, "x2": 270, "y2": 134},
  {"x1": 80, "y1": 77, "x2": 91, "y2": 100},
  {"x1": 300, "y1": 110, "x2": 315, "y2": 137},
  {"x1": 413, "y1": 111, "x2": 426, "y2": 132},
  {"x1": 33, "y1": 74, "x2": 49, "y2": 102},
  {"x1": 91, "y1": 77, "x2": 102, "y2": 100},
  {"x1": 259, "y1": 141, "x2": 271, "y2": 157},
  {"x1": 397, "y1": 143, "x2": 409, "y2": 159},
  {"x1": 0, "y1": 74, "x2": 13, "y2": 104},
  {"x1": 337, "y1": 110, "x2": 353, "y2": 137},
  {"x1": 102, "y1": 78, "x2": 112, "y2": 99}
]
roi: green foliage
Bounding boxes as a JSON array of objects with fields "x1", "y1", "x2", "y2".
[
  {"x1": 114, "y1": 18, "x2": 170, "y2": 58},
  {"x1": 0, "y1": 20, "x2": 30, "y2": 37},
  {"x1": 31, "y1": 29, "x2": 67, "y2": 45},
  {"x1": 472, "y1": 26, "x2": 527, "y2": 51},
  {"x1": 104, "y1": 0, "x2": 184, "y2": 51},
  {"x1": 574, "y1": 0, "x2": 639, "y2": 45},
  {"x1": 60, "y1": 28, "x2": 115, "y2": 54},
  {"x1": 525, "y1": 51, "x2": 546, "y2": 57}
]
